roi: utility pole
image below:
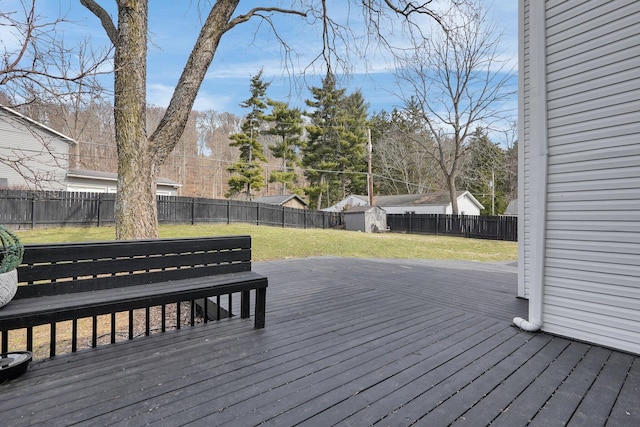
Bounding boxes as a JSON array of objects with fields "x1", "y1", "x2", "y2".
[
  {"x1": 367, "y1": 128, "x2": 374, "y2": 206},
  {"x1": 491, "y1": 168, "x2": 495, "y2": 216}
]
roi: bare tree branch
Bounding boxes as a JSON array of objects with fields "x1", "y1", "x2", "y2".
[
  {"x1": 0, "y1": 0, "x2": 112, "y2": 107},
  {"x1": 78, "y1": 0, "x2": 461, "y2": 238},
  {"x1": 393, "y1": 2, "x2": 515, "y2": 213},
  {"x1": 227, "y1": 7, "x2": 307, "y2": 29},
  {"x1": 79, "y1": 0, "x2": 118, "y2": 44}
]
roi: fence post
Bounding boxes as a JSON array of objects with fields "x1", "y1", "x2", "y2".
[
  {"x1": 227, "y1": 200, "x2": 231, "y2": 224},
  {"x1": 97, "y1": 194, "x2": 102, "y2": 227},
  {"x1": 191, "y1": 198, "x2": 196, "y2": 225},
  {"x1": 31, "y1": 196, "x2": 36, "y2": 229},
  {"x1": 256, "y1": 203, "x2": 260, "y2": 225},
  {"x1": 282, "y1": 206, "x2": 286, "y2": 228}
]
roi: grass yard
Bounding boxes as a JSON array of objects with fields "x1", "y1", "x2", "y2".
[{"x1": 16, "y1": 223, "x2": 518, "y2": 262}]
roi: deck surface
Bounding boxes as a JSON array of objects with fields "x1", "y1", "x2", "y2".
[{"x1": 0, "y1": 257, "x2": 638, "y2": 426}]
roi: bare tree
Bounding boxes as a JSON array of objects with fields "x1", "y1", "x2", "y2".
[
  {"x1": 76, "y1": 1, "x2": 455, "y2": 238},
  {"x1": 0, "y1": 0, "x2": 112, "y2": 190},
  {"x1": 0, "y1": 0, "x2": 111, "y2": 107},
  {"x1": 371, "y1": 108, "x2": 443, "y2": 195},
  {"x1": 394, "y1": 3, "x2": 514, "y2": 213}
]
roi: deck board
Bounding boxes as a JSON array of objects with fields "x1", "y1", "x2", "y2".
[{"x1": 0, "y1": 257, "x2": 637, "y2": 426}]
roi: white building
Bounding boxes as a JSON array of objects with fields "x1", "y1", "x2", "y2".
[
  {"x1": 324, "y1": 191, "x2": 483, "y2": 216},
  {"x1": 0, "y1": 105, "x2": 180, "y2": 196},
  {"x1": 0, "y1": 105, "x2": 74, "y2": 190},
  {"x1": 344, "y1": 205, "x2": 387, "y2": 233},
  {"x1": 516, "y1": 0, "x2": 639, "y2": 355},
  {"x1": 374, "y1": 191, "x2": 483, "y2": 215}
]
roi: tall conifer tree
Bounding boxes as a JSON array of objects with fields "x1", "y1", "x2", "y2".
[
  {"x1": 226, "y1": 70, "x2": 269, "y2": 200},
  {"x1": 302, "y1": 74, "x2": 368, "y2": 209},
  {"x1": 264, "y1": 100, "x2": 304, "y2": 195}
]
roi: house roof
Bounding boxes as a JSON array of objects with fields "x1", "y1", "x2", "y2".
[
  {"x1": 504, "y1": 199, "x2": 518, "y2": 216},
  {"x1": 253, "y1": 194, "x2": 308, "y2": 206},
  {"x1": 67, "y1": 168, "x2": 181, "y2": 188},
  {"x1": 344, "y1": 205, "x2": 386, "y2": 214},
  {"x1": 0, "y1": 104, "x2": 77, "y2": 145},
  {"x1": 372, "y1": 191, "x2": 483, "y2": 210},
  {"x1": 374, "y1": 193, "x2": 452, "y2": 206}
]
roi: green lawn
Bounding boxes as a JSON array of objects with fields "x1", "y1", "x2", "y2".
[{"x1": 15, "y1": 223, "x2": 517, "y2": 262}]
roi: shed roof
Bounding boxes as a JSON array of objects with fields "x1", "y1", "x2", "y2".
[
  {"x1": 253, "y1": 194, "x2": 308, "y2": 206},
  {"x1": 344, "y1": 205, "x2": 386, "y2": 214}
]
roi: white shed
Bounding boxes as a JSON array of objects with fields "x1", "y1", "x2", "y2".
[
  {"x1": 344, "y1": 206, "x2": 387, "y2": 233},
  {"x1": 517, "y1": 0, "x2": 640, "y2": 355}
]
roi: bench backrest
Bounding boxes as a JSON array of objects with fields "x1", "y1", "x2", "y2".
[{"x1": 16, "y1": 235, "x2": 253, "y2": 298}]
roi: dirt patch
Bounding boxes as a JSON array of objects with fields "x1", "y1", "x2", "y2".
[{"x1": 5, "y1": 302, "x2": 205, "y2": 359}]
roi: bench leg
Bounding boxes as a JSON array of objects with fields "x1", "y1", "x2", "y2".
[
  {"x1": 254, "y1": 287, "x2": 266, "y2": 329},
  {"x1": 241, "y1": 290, "x2": 250, "y2": 319}
]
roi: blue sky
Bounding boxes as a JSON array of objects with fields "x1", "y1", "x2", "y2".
[{"x1": 7, "y1": 1, "x2": 518, "y2": 130}]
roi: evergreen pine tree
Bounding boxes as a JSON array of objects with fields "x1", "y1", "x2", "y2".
[
  {"x1": 264, "y1": 100, "x2": 304, "y2": 196},
  {"x1": 458, "y1": 128, "x2": 508, "y2": 214},
  {"x1": 302, "y1": 74, "x2": 368, "y2": 209},
  {"x1": 226, "y1": 70, "x2": 269, "y2": 200},
  {"x1": 336, "y1": 90, "x2": 369, "y2": 198}
]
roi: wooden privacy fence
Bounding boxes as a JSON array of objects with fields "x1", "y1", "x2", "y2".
[
  {"x1": 0, "y1": 190, "x2": 341, "y2": 230},
  {"x1": 386, "y1": 213, "x2": 517, "y2": 241}
]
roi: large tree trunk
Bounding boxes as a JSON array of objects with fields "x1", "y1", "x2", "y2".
[
  {"x1": 113, "y1": 0, "x2": 157, "y2": 239},
  {"x1": 102, "y1": 0, "x2": 240, "y2": 239},
  {"x1": 448, "y1": 174, "x2": 459, "y2": 215}
]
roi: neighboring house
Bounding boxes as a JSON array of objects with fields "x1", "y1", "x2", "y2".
[
  {"x1": 517, "y1": 1, "x2": 639, "y2": 355},
  {"x1": 0, "y1": 105, "x2": 75, "y2": 190},
  {"x1": 324, "y1": 191, "x2": 483, "y2": 215},
  {"x1": 253, "y1": 194, "x2": 308, "y2": 209},
  {"x1": 0, "y1": 105, "x2": 180, "y2": 196},
  {"x1": 374, "y1": 191, "x2": 483, "y2": 215},
  {"x1": 67, "y1": 168, "x2": 181, "y2": 196},
  {"x1": 344, "y1": 206, "x2": 387, "y2": 233}
]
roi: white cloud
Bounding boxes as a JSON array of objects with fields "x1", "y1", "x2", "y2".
[
  {"x1": 193, "y1": 91, "x2": 235, "y2": 113},
  {"x1": 146, "y1": 83, "x2": 174, "y2": 108}
]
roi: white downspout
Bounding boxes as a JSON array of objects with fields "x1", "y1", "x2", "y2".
[
  {"x1": 513, "y1": 316, "x2": 542, "y2": 332},
  {"x1": 513, "y1": 0, "x2": 548, "y2": 333}
]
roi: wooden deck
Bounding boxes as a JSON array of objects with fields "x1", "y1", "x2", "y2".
[{"x1": 0, "y1": 257, "x2": 638, "y2": 426}]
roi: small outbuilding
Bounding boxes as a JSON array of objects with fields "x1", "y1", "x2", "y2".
[{"x1": 344, "y1": 206, "x2": 387, "y2": 233}]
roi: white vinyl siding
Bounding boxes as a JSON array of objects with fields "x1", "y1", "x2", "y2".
[
  {"x1": 517, "y1": 0, "x2": 533, "y2": 299},
  {"x1": 0, "y1": 110, "x2": 72, "y2": 190},
  {"x1": 523, "y1": 0, "x2": 640, "y2": 354},
  {"x1": 449, "y1": 195, "x2": 482, "y2": 216}
]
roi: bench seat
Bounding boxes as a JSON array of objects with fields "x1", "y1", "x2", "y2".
[
  {"x1": 0, "y1": 271, "x2": 266, "y2": 330},
  {"x1": 0, "y1": 235, "x2": 267, "y2": 357}
]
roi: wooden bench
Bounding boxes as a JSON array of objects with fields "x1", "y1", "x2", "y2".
[{"x1": 0, "y1": 235, "x2": 267, "y2": 357}]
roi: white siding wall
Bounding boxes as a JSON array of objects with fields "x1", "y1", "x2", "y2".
[
  {"x1": 523, "y1": 0, "x2": 640, "y2": 354},
  {"x1": 452, "y1": 196, "x2": 482, "y2": 216},
  {"x1": 0, "y1": 110, "x2": 71, "y2": 190},
  {"x1": 382, "y1": 205, "x2": 447, "y2": 215},
  {"x1": 518, "y1": 0, "x2": 532, "y2": 299}
]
